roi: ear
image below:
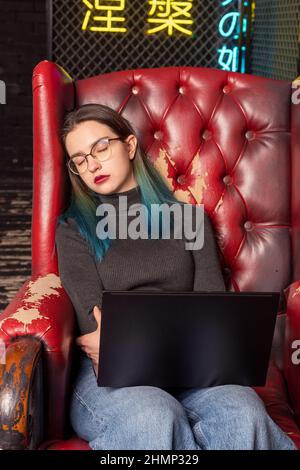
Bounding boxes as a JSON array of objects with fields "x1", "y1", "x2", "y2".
[{"x1": 126, "y1": 134, "x2": 138, "y2": 160}]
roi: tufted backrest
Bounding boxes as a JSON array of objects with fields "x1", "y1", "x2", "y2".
[{"x1": 32, "y1": 62, "x2": 300, "y2": 296}]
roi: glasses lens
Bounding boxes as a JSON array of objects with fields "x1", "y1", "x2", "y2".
[
  {"x1": 93, "y1": 139, "x2": 110, "y2": 162},
  {"x1": 69, "y1": 157, "x2": 87, "y2": 175}
]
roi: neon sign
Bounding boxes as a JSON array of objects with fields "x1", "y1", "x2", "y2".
[
  {"x1": 217, "y1": 0, "x2": 248, "y2": 72},
  {"x1": 82, "y1": 0, "x2": 127, "y2": 33},
  {"x1": 146, "y1": 0, "x2": 194, "y2": 37},
  {"x1": 81, "y1": 0, "x2": 194, "y2": 36}
]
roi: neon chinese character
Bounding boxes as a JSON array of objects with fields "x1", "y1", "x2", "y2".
[
  {"x1": 217, "y1": 45, "x2": 239, "y2": 71},
  {"x1": 218, "y1": 45, "x2": 246, "y2": 72},
  {"x1": 218, "y1": 12, "x2": 239, "y2": 37},
  {"x1": 147, "y1": 0, "x2": 194, "y2": 36},
  {"x1": 82, "y1": 0, "x2": 127, "y2": 33},
  {"x1": 219, "y1": 11, "x2": 247, "y2": 39}
]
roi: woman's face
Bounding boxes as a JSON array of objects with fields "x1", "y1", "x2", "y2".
[{"x1": 65, "y1": 120, "x2": 138, "y2": 195}]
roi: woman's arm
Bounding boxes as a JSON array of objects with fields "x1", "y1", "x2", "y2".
[
  {"x1": 55, "y1": 218, "x2": 104, "y2": 335},
  {"x1": 76, "y1": 305, "x2": 102, "y2": 377}
]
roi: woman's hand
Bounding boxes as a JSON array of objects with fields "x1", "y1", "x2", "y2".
[{"x1": 76, "y1": 306, "x2": 102, "y2": 377}]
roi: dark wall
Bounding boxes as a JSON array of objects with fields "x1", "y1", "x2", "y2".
[
  {"x1": 0, "y1": 0, "x2": 48, "y2": 310},
  {"x1": 0, "y1": 0, "x2": 47, "y2": 174}
]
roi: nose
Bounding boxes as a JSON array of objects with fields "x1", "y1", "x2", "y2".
[{"x1": 86, "y1": 154, "x2": 102, "y2": 172}]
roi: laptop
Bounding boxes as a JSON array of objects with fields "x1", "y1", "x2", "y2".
[{"x1": 96, "y1": 291, "x2": 279, "y2": 388}]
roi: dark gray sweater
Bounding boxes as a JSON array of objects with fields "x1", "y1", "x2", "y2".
[{"x1": 55, "y1": 185, "x2": 226, "y2": 335}]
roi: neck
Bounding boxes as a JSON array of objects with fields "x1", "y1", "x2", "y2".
[{"x1": 97, "y1": 184, "x2": 141, "y2": 211}]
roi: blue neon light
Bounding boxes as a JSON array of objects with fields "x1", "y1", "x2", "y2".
[{"x1": 217, "y1": 1, "x2": 248, "y2": 73}]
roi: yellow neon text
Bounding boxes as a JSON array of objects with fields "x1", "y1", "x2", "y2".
[
  {"x1": 147, "y1": 0, "x2": 194, "y2": 36},
  {"x1": 82, "y1": 0, "x2": 127, "y2": 33}
]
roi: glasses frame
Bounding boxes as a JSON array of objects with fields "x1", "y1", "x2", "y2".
[{"x1": 67, "y1": 136, "x2": 124, "y2": 175}]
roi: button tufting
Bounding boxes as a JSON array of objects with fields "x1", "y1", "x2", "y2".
[
  {"x1": 176, "y1": 174, "x2": 186, "y2": 185},
  {"x1": 154, "y1": 131, "x2": 163, "y2": 140},
  {"x1": 132, "y1": 86, "x2": 139, "y2": 95},
  {"x1": 245, "y1": 130, "x2": 255, "y2": 140},
  {"x1": 202, "y1": 129, "x2": 212, "y2": 141},
  {"x1": 244, "y1": 221, "x2": 253, "y2": 231},
  {"x1": 223, "y1": 85, "x2": 231, "y2": 94},
  {"x1": 178, "y1": 86, "x2": 184, "y2": 94},
  {"x1": 223, "y1": 175, "x2": 232, "y2": 185},
  {"x1": 224, "y1": 267, "x2": 231, "y2": 275}
]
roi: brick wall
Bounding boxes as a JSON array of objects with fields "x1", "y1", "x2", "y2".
[{"x1": 0, "y1": 0, "x2": 48, "y2": 310}]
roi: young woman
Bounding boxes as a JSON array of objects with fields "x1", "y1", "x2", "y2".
[{"x1": 55, "y1": 103, "x2": 296, "y2": 450}]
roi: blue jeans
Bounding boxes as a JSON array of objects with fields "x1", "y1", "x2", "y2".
[{"x1": 70, "y1": 354, "x2": 297, "y2": 450}]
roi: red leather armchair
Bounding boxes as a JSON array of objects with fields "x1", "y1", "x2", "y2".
[{"x1": 0, "y1": 60, "x2": 300, "y2": 450}]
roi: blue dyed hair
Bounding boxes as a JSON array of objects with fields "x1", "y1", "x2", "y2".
[{"x1": 57, "y1": 103, "x2": 179, "y2": 262}]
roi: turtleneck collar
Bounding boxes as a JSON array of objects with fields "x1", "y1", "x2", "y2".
[{"x1": 96, "y1": 184, "x2": 142, "y2": 210}]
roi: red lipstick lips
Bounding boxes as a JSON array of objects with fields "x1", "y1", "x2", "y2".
[{"x1": 94, "y1": 175, "x2": 110, "y2": 184}]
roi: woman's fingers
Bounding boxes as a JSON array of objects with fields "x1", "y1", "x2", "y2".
[
  {"x1": 76, "y1": 333, "x2": 89, "y2": 347},
  {"x1": 76, "y1": 337, "x2": 89, "y2": 354},
  {"x1": 93, "y1": 306, "x2": 102, "y2": 327}
]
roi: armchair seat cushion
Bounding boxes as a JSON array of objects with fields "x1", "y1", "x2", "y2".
[{"x1": 40, "y1": 438, "x2": 91, "y2": 450}]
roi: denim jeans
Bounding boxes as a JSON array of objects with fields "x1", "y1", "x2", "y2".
[{"x1": 70, "y1": 353, "x2": 297, "y2": 450}]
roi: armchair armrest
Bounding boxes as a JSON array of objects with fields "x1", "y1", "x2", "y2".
[
  {"x1": 0, "y1": 337, "x2": 43, "y2": 449},
  {"x1": 283, "y1": 279, "x2": 300, "y2": 426},
  {"x1": 0, "y1": 273, "x2": 74, "y2": 348},
  {"x1": 0, "y1": 272, "x2": 76, "y2": 443}
]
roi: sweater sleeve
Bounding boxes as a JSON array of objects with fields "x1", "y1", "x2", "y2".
[
  {"x1": 55, "y1": 218, "x2": 103, "y2": 335},
  {"x1": 192, "y1": 210, "x2": 226, "y2": 292}
]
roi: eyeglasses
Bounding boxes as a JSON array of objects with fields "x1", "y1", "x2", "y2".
[{"x1": 67, "y1": 137, "x2": 123, "y2": 175}]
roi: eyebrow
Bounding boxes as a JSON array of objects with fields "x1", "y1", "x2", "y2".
[{"x1": 69, "y1": 135, "x2": 110, "y2": 159}]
